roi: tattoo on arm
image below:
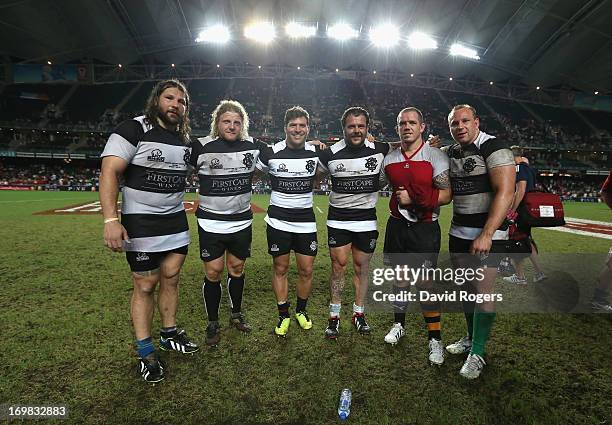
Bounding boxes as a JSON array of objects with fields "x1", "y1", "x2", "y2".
[{"x1": 433, "y1": 170, "x2": 450, "y2": 189}]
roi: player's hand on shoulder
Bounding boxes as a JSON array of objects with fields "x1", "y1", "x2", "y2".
[
  {"x1": 308, "y1": 139, "x2": 327, "y2": 150},
  {"x1": 427, "y1": 134, "x2": 442, "y2": 149}
]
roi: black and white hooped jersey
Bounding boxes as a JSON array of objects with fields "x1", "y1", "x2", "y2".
[
  {"x1": 447, "y1": 131, "x2": 514, "y2": 241},
  {"x1": 257, "y1": 140, "x2": 320, "y2": 233},
  {"x1": 101, "y1": 115, "x2": 191, "y2": 252},
  {"x1": 319, "y1": 139, "x2": 389, "y2": 232},
  {"x1": 191, "y1": 136, "x2": 269, "y2": 234}
]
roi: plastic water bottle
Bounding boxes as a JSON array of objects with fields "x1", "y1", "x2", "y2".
[{"x1": 337, "y1": 388, "x2": 352, "y2": 421}]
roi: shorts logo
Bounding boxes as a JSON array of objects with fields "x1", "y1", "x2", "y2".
[
  {"x1": 310, "y1": 241, "x2": 317, "y2": 251},
  {"x1": 243, "y1": 152, "x2": 254, "y2": 169},
  {"x1": 183, "y1": 148, "x2": 191, "y2": 164},
  {"x1": 201, "y1": 249, "x2": 210, "y2": 258},
  {"x1": 136, "y1": 252, "x2": 150, "y2": 262},
  {"x1": 369, "y1": 239, "x2": 377, "y2": 249},
  {"x1": 277, "y1": 163, "x2": 288, "y2": 172},
  {"x1": 365, "y1": 157, "x2": 378, "y2": 172},
  {"x1": 463, "y1": 158, "x2": 477, "y2": 174},
  {"x1": 328, "y1": 237, "x2": 336, "y2": 245},
  {"x1": 305, "y1": 160, "x2": 316, "y2": 173},
  {"x1": 210, "y1": 158, "x2": 223, "y2": 169},
  {"x1": 147, "y1": 149, "x2": 165, "y2": 163},
  {"x1": 270, "y1": 244, "x2": 279, "y2": 252},
  {"x1": 335, "y1": 163, "x2": 346, "y2": 172}
]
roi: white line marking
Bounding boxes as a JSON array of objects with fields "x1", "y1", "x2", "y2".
[
  {"x1": 316, "y1": 206, "x2": 323, "y2": 214},
  {"x1": 565, "y1": 217, "x2": 612, "y2": 226},
  {"x1": 543, "y1": 226, "x2": 612, "y2": 240},
  {"x1": 0, "y1": 198, "x2": 94, "y2": 203}
]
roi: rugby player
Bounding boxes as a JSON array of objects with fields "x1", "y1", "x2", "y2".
[
  {"x1": 100, "y1": 79, "x2": 198, "y2": 383},
  {"x1": 503, "y1": 146, "x2": 546, "y2": 284},
  {"x1": 319, "y1": 107, "x2": 389, "y2": 338},
  {"x1": 190, "y1": 100, "x2": 269, "y2": 346},
  {"x1": 443, "y1": 104, "x2": 515, "y2": 379},
  {"x1": 256, "y1": 106, "x2": 321, "y2": 336},
  {"x1": 381, "y1": 107, "x2": 451, "y2": 365}
]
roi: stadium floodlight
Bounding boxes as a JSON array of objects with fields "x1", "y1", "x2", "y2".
[
  {"x1": 328, "y1": 23, "x2": 358, "y2": 41},
  {"x1": 285, "y1": 22, "x2": 316, "y2": 38},
  {"x1": 450, "y1": 43, "x2": 480, "y2": 60},
  {"x1": 196, "y1": 24, "x2": 230, "y2": 44},
  {"x1": 244, "y1": 22, "x2": 276, "y2": 43},
  {"x1": 407, "y1": 31, "x2": 438, "y2": 50},
  {"x1": 369, "y1": 23, "x2": 400, "y2": 48}
]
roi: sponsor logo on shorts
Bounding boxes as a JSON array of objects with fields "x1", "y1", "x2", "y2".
[
  {"x1": 147, "y1": 149, "x2": 165, "y2": 163},
  {"x1": 328, "y1": 237, "x2": 336, "y2": 245},
  {"x1": 270, "y1": 244, "x2": 279, "y2": 252},
  {"x1": 369, "y1": 239, "x2": 377, "y2": 249},
  {"x1": 210, "y1": 158, "x2": 223, "y2": 169},
  {"x1": 136, "y1": 252, "x2": 150, "y2": 262},
  {"x1": 310, "y1": 241, "x2": 317, "y2": 251},
  {"x1": 201, "y1": 249, "x2": 210, "y2": 258}
]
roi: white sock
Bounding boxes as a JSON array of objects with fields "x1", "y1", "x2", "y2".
[{"x1": 329, "y1": 303, "x2": 341, "y2": 318}]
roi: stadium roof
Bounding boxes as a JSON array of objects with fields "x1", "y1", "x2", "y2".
[{"x1": 2, "y1": 0, "x2": 611, "y2": 93}]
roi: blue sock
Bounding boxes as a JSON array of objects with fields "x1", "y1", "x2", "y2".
[{"x1": 136, "y1": 337, "x2": 155, "y2": 358}]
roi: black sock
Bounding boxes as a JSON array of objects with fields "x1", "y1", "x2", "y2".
[
  {"x1": 296, "y1": 297, "x2": 308, "y2": 313},
  {"x1": 228, "y1": 274, "x2": 245, "y2": 314},
  {"x1": 392, "y1": 285, "x2": 407, "y2": 326},
  {"x1": 160, "y1": 326, "x2": 177, "y2": 339},
  {"x1": 203, "y1": 277, "x2": 221, "y2": 322},
  {"x1": 277, "y1": 301, "x2": 290, "y2": 318}
]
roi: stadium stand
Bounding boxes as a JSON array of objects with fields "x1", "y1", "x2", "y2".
[{"x1": 0, "y1": 78, "x2": 609, "y2": 198}]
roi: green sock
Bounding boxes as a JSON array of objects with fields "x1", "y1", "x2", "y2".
[
  {"x1": 464, "y1": 312, "x2": 474, "y2": 339},
  {"x1": 471, "y1": 311, "x2": 496, "y2": 356}
]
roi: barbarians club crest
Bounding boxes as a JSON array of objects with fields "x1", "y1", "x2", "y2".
[
  {"x1": 365, "y1": 157, "x2": 378, "y2": 172},
  {"x1": 183, "y1": 148, "x2": 191, "y2": 164},
  {"x1": 243, "y1": 152, "x2": 254, "y2": 169},
  {"x1": 463, "y1": 158, "x2": 477, "y2": 174},
  {"x1": 210, "y1": 158, "x2": 223, "y2": 169},
  {"x1": 305, "y1": 159, "x2": 316, "y2": 173}
]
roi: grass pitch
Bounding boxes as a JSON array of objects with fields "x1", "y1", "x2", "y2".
[{"x1": 0, "y1": 191, "x2": 610, "y2": 424}]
